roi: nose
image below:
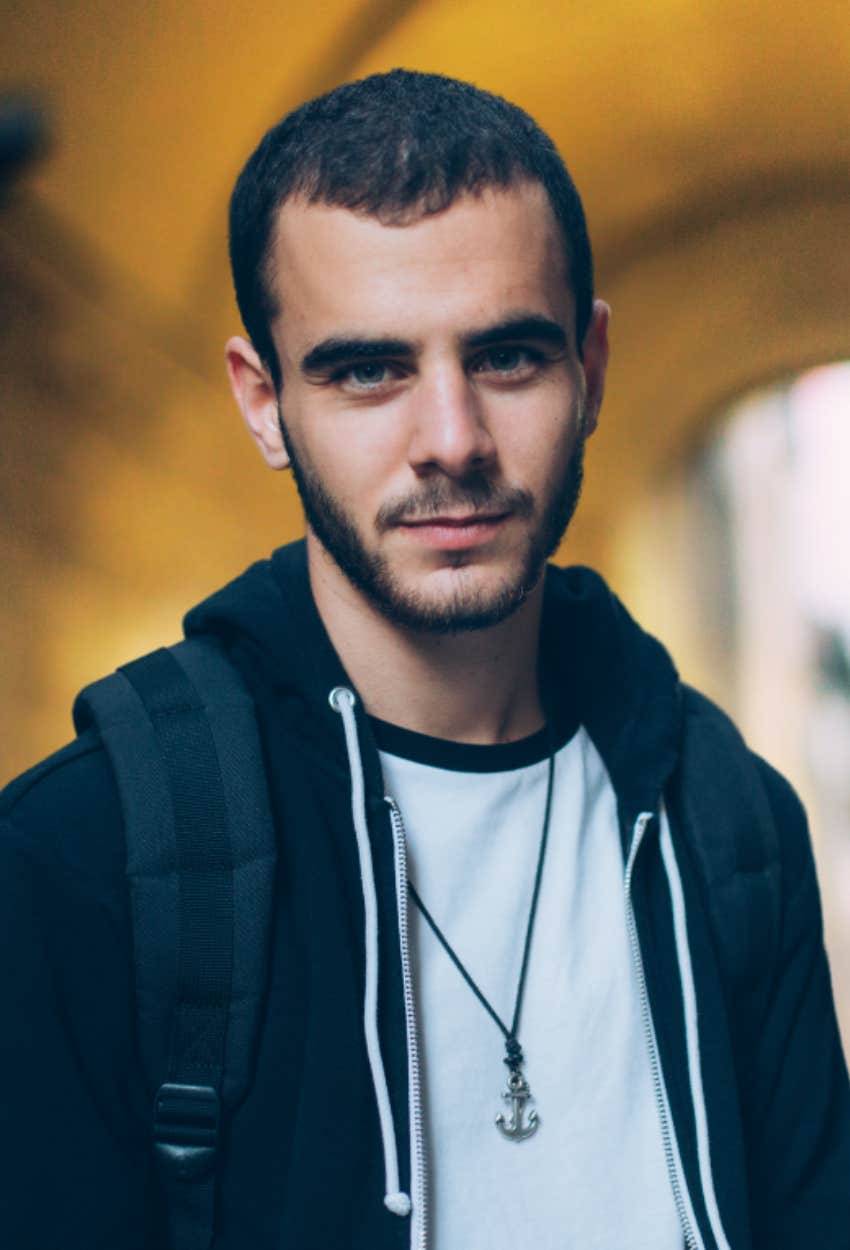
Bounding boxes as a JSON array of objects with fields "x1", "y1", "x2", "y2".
[{"x1": 406, "y1": 362, "x2": 497, "y2": 479}]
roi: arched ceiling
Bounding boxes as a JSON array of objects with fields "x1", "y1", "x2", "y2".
[{"x1": 5, "y1": 0, "x2": 848, "y2": 317}]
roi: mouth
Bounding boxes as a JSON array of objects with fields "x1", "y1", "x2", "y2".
[{"x1": 397, "y1": 512, "x2": 512, "y2": 550}]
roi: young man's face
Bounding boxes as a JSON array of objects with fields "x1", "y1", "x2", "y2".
[{"x1": 229, "y1": 182, "x2": 609, "y2": 632}]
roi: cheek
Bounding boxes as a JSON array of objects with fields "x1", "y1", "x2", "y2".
[
  {"x1": 490, "y1": 393, "x2": 581, "y2": 484},
  {"x1": 303, "y1": 412, "x2": 409, "y2": 505}
]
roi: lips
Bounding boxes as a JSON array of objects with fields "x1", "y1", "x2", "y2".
[
  {"x1": 400, "y1": 512, "x2": 509, "y2": 527},
  {"x1": 397, "y1": 512, "x2": 511, "y2": 550}
]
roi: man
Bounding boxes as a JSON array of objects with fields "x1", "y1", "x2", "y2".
[{"x1": 1, "y1": 69, "x2": 849, "y2": 1250}]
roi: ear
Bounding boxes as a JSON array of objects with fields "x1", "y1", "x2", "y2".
[
  {"x1": 225, "y1": 335, "x2": 290, "y2": 469},
  {"x1": 579, "y1": 300, "x2": 610, "y2": 438}
]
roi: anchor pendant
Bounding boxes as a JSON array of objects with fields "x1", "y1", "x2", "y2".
[{"x1": 495, "y1": 1069, "x2": 539, "y2": 1141}]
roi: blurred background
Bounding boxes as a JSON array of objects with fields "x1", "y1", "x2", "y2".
[{"x1": 2, "y1": 1, "x2": 849, "y2": 1047}]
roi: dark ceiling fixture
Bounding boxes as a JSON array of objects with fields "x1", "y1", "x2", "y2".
[{"x1": 0, "y1": 94, "x2": 50, "y2": 195}]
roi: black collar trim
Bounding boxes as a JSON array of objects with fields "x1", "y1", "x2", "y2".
[{"x1": 370, "y1": 712, "x2": 580, "y2": 774}]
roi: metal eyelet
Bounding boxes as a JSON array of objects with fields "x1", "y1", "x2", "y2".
[{"x1": 328, "y1": 685, "x2": 355, "y2": 712}]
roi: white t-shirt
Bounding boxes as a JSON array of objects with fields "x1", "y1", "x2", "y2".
[{"x1": 377, "y1": 718, "x2": 682, "y2": 1250}]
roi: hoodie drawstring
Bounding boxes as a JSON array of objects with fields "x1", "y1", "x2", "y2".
[
  {"x1": 329, "y1": 686, "x2": 412, "y2": 1219},
  {"x1": 657, "y1": 803, "x2": 732, "y2": 1250}
]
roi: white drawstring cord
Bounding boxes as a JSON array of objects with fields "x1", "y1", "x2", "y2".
[
  {"x1": 658, "y1": 803, "x2": 732, "y2": 1250},
  {"x1": 329, "y1": 686, "x2": 412, "y2": 1219}
]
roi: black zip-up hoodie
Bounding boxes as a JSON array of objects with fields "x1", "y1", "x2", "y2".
[{"x1": 1, "y1": 540, "x2": 849, "y2": 1249}]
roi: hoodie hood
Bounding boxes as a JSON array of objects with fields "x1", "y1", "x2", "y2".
[
  {"x1": 184, "y1": 539, "x2": 684, "y2": 824},
  {"x1": 184, "y1": 541, "x2": 346, "y2": 702},
  {"x1": 184, "y1": 542, "x2": 363, "y2": 781},
  {"x1": 540, "y1": 563, "x2": 683, "y2": 822}
]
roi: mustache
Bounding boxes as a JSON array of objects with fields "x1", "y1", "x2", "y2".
[{"x1": 376, "y1": 474, "x2": 534, "y2": 531}]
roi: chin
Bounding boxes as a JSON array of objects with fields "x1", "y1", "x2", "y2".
[{"x1": 370, "y1": 560, "x2": 541, "y2": 635}]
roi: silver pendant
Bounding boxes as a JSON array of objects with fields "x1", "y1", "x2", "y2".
[{"x1": 495, "y1": 1069, "x2": 539, "y2": 1141}]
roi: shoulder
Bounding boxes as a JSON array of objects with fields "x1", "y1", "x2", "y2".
[
  {"x1": 678, "y1": 683, "x2": 809, "y2": 862},
  {"x1": 0, "y1": 730, "x2": 125, "y2": 893},
  {"x1": 674, "y1": 685, "x2": 818, "y2": 971}
]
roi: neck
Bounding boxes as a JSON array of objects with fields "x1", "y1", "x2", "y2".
[{"x1": 308, "y1": 543, "x2": 546, "y2": 745}]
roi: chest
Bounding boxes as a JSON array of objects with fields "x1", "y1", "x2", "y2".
[{"x1": 380, "y1": 730, "x2": 683, "y2": 1249}]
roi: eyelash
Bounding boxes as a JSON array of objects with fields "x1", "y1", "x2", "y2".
[{"x1": 330, "y1": 346, "x2": 548, "y2": 391}]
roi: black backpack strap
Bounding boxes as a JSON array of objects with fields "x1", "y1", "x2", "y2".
[{"x1": 73, "y1": 637, "x2": 277, "y2": 1250}]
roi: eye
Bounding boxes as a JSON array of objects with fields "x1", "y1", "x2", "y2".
[
  {"x1": 329, "y1": 360, "x2": 406, "y2": 393},
  {"x1": 488, "y1": 347, "x2": 525, "y2": 372},
  {"x1": 348, "y1": 361, "x2": 390, "y2": 387},
  {"x1": 473, "y1": 346, "x2": 544, "y2": 377}
]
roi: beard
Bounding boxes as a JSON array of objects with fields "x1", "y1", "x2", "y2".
[{"x1": 280, "y1": 410, "x2": 586, "y2": 634}]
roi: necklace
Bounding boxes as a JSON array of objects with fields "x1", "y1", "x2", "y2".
[{"x1": 408, "y1": 737, "x2": 556, "y2": 1141}]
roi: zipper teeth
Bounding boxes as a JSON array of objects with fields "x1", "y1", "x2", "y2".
[
  {"x1": 625, "y1": 814, "x2": 700, "y2": 1250},
  {"x1": 386, "y1": 797, "x2": 428, "y2": 1250}
]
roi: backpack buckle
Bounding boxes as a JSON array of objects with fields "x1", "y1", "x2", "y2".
[{"x1": 153, "y1": 1082, "x2": 220, "y2": 1181}]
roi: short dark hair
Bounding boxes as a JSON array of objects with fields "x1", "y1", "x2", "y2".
[{"x1": 228, "y1": 68, "x2": 594, "y2": 390}]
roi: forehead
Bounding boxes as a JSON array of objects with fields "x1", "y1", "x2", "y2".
[{"x1": 268, "y1": 183, "x2": 573, "y2": 351}]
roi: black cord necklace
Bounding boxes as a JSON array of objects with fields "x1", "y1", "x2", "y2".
[{"x1": 408, "y1": 737, "x2": 556, "y2": 1141}]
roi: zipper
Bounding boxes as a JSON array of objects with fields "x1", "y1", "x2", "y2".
[
  {"x1": 624, "y1": 812, "x2": 702, "y2": 1250},
  {"x1": 385, "y1": 795, "x2": 429, "y2": 1250}
]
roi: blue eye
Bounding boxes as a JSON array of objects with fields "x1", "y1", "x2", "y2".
[
  {"x1": 349, "y1": 362, "x2": 389, "y2": 387},
  {"x1": 474, "y1": 346, "x2": 545, "y2": 376},
  {"x1": 487, "y1": 347, "x2": 526, "y2": 372}
]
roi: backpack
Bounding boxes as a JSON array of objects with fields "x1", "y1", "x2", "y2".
[
  {"x1": 72, "y1": 647, "x2": 779, "y2": 1250},
  {"x1": 72, "y1": 639, "x2": 277, "y2": 1250}
]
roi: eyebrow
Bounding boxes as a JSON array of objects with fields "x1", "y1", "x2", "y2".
[
  {"x1": 301, "y1": 337, "x2": 411, "y2": 374},
  {"x1": 463, "y1": 314, "x2": 568, "y2": 352},
  {"x1": 299, "y1": 313, "x2": 568, "y2": 375}
]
